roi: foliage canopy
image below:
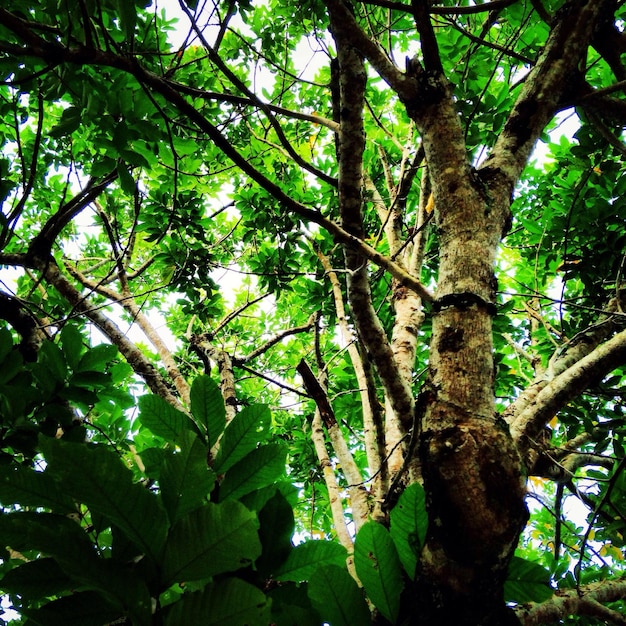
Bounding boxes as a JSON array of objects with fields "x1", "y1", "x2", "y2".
[{"x1": 1, "y1": 0, "x2": 626, "y2": 624}]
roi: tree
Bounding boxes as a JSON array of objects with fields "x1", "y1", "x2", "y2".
[{"x1": 0, "y1": 0, "x2": 625, "y2": 623}]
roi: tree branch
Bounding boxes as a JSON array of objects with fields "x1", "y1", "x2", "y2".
[{"x1": 516, "y1": 576, "x2": 626, "y2": 625}]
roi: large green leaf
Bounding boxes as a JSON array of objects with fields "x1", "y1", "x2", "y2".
[
  {"x1": 214, "y1": 403, "x2": 271, "y2": 473},
  {"x1": 189, "y1": 375, "x2": 226, "y2": 445},
  {"x1": 39, "y1": 438, "x2": 168, "y2": 562},
  {"x1": 160, "y1": 430, "x2": 216, "y2": 523},
  {"x1": 138, "y1": 394, "x2": 192, "y2": 440},
  {"x1": 274, "y1": 540, "x2": 347, "y2": 582},
  {"x1": 256, "y1": 490, "x2": 295, "y2": 576},
  {"x1": 0, "y1": 465, "x2": 75, "y2": 512},
  {"x1": 162, "y1": 501, "x2": 261, "y2": 584},
  {"x1": 389, "y1": 482, "x2": 428, "y2": 580},
  {"x1": 219, "y1": 443, "x2": 286, "y2": 501},
  {"x1": 354, "y1": 521, "x2": 403, "y2": 624},
  {"x1": 164, "y1": 578, "x2": 270, "y2": 626},
  {"x1": 308, "y1": 564, "x2": 371, "y2": 626},
  {"x1": 504, "y1": 556, "x2": 554, "y2": 603},
  {"x1": 0, "y1": 512, "x2": 152, "y2": 625},
  {"x1": 0, "y1": 558, "x2": 72, "y2": 600},
  {"x1": 20, "y1": 591, "x2": 122, "y2": 626}
]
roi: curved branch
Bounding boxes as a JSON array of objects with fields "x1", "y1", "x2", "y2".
[
  {"x1": 0, "y1": 14, "x2": 433, "y2": 301},
  {"x1": 516, "y1": 576, "x2": 626, "y2": 626},
  {"x1": 511, "y1": 326, "x2": 626, "y2": 456},
  {"x1": 482, "y1": 0, "x2": 611, "y2": 186}
]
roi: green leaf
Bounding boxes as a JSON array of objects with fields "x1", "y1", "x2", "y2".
[
  {"x1": 275, "y1": 540, "x2": 348, "y2": 582},
  {"x1": 39, "y1": 438, "x2": 168, "y2": 563},
  {"x1": 354, "y1": 521, "x2": 403, "y2": 623},
  {"x1": 308, "y1": 564, "x2": 371, "y2": 626},
  {"x1": 59, "y1": 325, "x2": 84, "y2": 370},
  {"x1": 214, "y1": 404, "x2": 271, "y2": 473},
  {"x1": 164, "y1": 578, "x2": 270, "y2": 626},
  {"x1": 0, "y1": 464, "x2": 75, "y2": 512},
  {"x1": 162, "y1": 501, "x2": 261, "y2": 584},
  {"x1": 76, "y1": 343, "x2": 117, "y2": 372},
  {"x1": 114, "y1": 0, "x2": 137, "y2": 40},
  {"x1": 389, "y1": 482, "x2": 428, "y2": 579},
  {"x1": 0, "y1": 511, "x2": 151, "y2": 625},
  {"x1": 20, "y1": 591, "x2": 122, "y2": 626},
  {"x1": 219, "y1": 443, "x2": 286, "y2": 501},
  {"x1": 256, "y1": 490, "x2": 295, "y2": 576},
  {"x1": 504, "y1": 556, "x2": 554, "y2": 603},
  {"x1": 117, "y1": 163, "x2": 136, "y2": 195},
  {"x1": 138, "y1": 394, "x2": 191, "y2": 440},
  {"x1": 0, "y1": 558, "x2": 72, "y2": 600},
  {"x1": 160, "y1": 431, "x2": 216, "y2": 523},
  {"x1": 49, "y1": 106, "x2": 82, "y2": 138},
  {"x1": 189, "y1": 375, "x2": 226, "y2": 445}
]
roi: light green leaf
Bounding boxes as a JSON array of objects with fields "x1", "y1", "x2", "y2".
[
  {"x1": 354, "y1": 521, "x2": 403, "y2": 623},
  {"x1": 39, "y1": 438, "x2": 168, "y2": 563},
  {"x1": 389, "y1": 482, "x2": 428, "y2": 579},
  {"x1": 274, "y1": 540, "x2": 347, "y2": 582},
  {"x1": 164, "y1": 578, "x2": 270, "y2": 626},
  {"x1": 160, "y1": 431, "x2": 216, "y2": 523},
  {"x1": 138, "y1": 394, "x2": 191, "y2": 440},
  {"x1": 189, "y1": 375, "x2": 226, "y2": 445},
  {"x1": 308, "y1": 564, "x2": 370, "y2": 626},
  {"x1": 214, "y1": 404, "x2": 271, "y2": 473},
  {"x1": 76, "y1": 343, "x2": 117, "y2": 372},
  {"x1": 219, "y1": 443, "x2": 286, "y2": 501},
  {"x1": 162, "y1": 501, "x2": 261, "y2": 584},
  {"x1": 505, "y1": 556, "x2": 554, "y2": 603}
]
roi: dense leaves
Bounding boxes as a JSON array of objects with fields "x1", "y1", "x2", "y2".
[{"x1": 1, "y1": 0, "x2": 626, "y2": 624}]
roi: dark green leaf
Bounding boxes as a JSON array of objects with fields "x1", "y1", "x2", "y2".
[
  {"x1": 39, "y1": 438, "x2": 168, "y2": 563},
  {"x1": 138, "y1": 394, "x2": 191, "y2": 440},
  {"x1": 0, "y1": 465, "x2": 75, "y2": 512},
  {"x1": 164, "y1": 578, "x2": 270, "y2": 626},
  {"x1": 219, "y1": 443, "x2": 286, "y2": 501},
  {"x1": 0, "y1": 558, "x2": 72, "y2": 599},
  {"x1": 160, "y1": 430, "x2": 215, "y2": 523},
  {"x1": 214, "y1": 404, "x2": 271, "y2": 473},
  {"x1": 504, "y1": 556, "x2": 554, "y2": 603},
  {"x1": 189, "y1": 375, "x2": 225, "y2": 446},
  {"x1": 256, "y1": 490, "x2": 295, "y2": 576},
  {"x1": 162, "y1": 501, "x2": 261, "y2": 584},
  {"x1": 20, "y1": 591, "x2": 122, "y2": 626},
  {"x1": 275, "y1": 540, "x2": 347, "y2": 582},
  {"x1": 389, "y1": 482, "x2": 428, "y2": 579},
  {"x1": 354, "y1": 521, "x2": 403, "y2": 623},
  {"x1": 308, "y1": 564, "x2": 370, "y2": 626}
]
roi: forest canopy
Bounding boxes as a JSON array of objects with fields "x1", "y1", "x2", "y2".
[{"x1": 1, "y1": 0, "x2": 626, "y2": 624}]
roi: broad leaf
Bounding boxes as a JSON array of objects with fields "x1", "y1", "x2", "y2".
[
  {"x1": 162, "y1": 501, "x2": 261, "y2": 584},
  {"x1": 389, "y1": 482, "x2": 428, "y2": 579},
  {"x1": 39, "y1": 438, "x2": 168, "y2": 562},
  {"x1": 219, "y1": 443, "x2": 286, "y2": 501},
  {"x1": 0, "y1": 558, "x2": 72, "y2": 600},
  {"x1": 138, "y1": 394, "x2": 191, "y2": 440},
  {"x1": 160, "y1": 430, "x2": 216, "y2": 523},
  {"x1": 0, "y1": 465, "x2": 75, "y2": 512},
  {"x1": 214, "y1": 403, "x2": 271, "y2": 473},
  {"x1": 308, "y1": 564, "x2": 371, "y2": 626},
  {"x1": 164, "y1": 578, "x2": 270, "y2": 626},
  {"x1": 19, "y1": 591, "x2": 122, "y2": 626},
  {"x1": 505, "y1": 556, "x2": 554, "y2": 603},
  {"x1": 256, "y1": 490, "x2": 295, "y2": 576},
  {"x1": 274, "y1": 540, "x2": 347, "y2": 582},
  {"x1": 189, "y1": 375, "x2": 226, "y2": 445},
  {"x1": 354, "y1": 521, "x2": 403, "y2": 624}
]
